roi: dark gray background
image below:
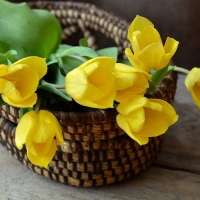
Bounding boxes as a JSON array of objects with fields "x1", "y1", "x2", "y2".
[{"x1": 9, "y1": 0, "x2": 200, "y2": 69}]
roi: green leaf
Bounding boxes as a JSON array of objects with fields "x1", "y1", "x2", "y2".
[
  {"x1": 38, "y1": 80, "x2": 72, "y2": 101},
  {"x1": 97, "y1": 47, "x2": 118, "y2": 61},
  {"x1": 45, "y1": 62, "x2": 65, "y2": 84},
  {"x1": 57, "y1": 46, "x2": 99, "y2": 58},
  {"x1": 150, "y1": 65, "x2": 175, "y2": 76},
  {"x1": 55, "y1": 44, "x2": 73, "y2": 55},
  {"x1": 145, "y1": 80, "x2": 156, "y2": 94},
  {"x1": 0, "y1": 40, "x2": 10, "y2": 54},
  {"x1": 79, "y1": 38, "x2": 88, "y2": 47},
  {"x1": 40, "y1": 61, "x2": 72, "y2": 101},
  {"x1": 46, "y1": 59, "x2": 58, "y2": 66},
  {"x1": 151, "y1": 65, "x2": 169, "y2": 86},
  {"x1": 0, "y1": 1, "x2": 62, "y2": 60},
  {"x1": 0, "y1": 95, "x2": 7, "y2": 105},
  {"x1": 6, "y1": 50, "x2": 17, "y2": 65},
  {"x1": 0, "y1": 49, "x2": 17, "y2": 65},
  {"x1": 166, "y1": 65, "x2": 175, "y2": 75},
  {"x1": 61, "y1": 56, "x2": 83, "y2": 74}
]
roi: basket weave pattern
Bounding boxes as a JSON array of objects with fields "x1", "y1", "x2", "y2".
[{"x1": 0, "y1": 1, "x2": 178, "y2": 187}]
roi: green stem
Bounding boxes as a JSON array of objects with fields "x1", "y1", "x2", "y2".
[
  {"x1": 174, "y1": 66, "x2": 190, "y2": 74},
  {"x1": 34, "y1": 98, "x2": 42, "y2": 113},
  {"x1": 53, "y1": 84, "x2": 65, "y2": 89},
  {"x1": 67, "y1": 54, "x2": 87, "y2": 62},
  {"x1": 56, "y1": 54, "x2": 87, "y2": 62},
  {"x1": 113, "y1": 102, "x2": 119, "y2": 109}
]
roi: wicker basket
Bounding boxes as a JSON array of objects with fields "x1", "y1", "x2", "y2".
[{"x1": 0, "y1": 1, "x2": 178, "y2": 187}]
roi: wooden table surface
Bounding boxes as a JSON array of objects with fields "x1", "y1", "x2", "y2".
[{"x1": 0, "y1": 74, "x2": 200, "y2": 200}]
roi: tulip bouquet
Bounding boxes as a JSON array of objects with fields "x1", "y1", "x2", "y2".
[{"x1": 0, "y1": 1, "x2": 180, "y2": 168}]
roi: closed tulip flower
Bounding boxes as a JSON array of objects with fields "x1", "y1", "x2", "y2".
[
  {"x1": 0, "y1": 56, "x2": 47, "y2": 107},
  {"x1": 114, "y1": 63, "x2": 151, "y2": 103},
  {"x1": 126, "y1": 15, "x2": 179, "y2": 72},
  {"x1": 65, "y1": 57, "x2": 116, "y2": 109},
  {"x1": 185, "y1": 67, "x2": 200, "y2": 108},
  {"x1": 15, "y1": 110, "x2": 64, "y2": 168},
  {"x1": 116, "y1": 95, "x2": 178, "y2": 145}
]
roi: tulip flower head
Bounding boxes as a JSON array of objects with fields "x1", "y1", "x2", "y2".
[
  {"x1": 116, "y1": 96, "x2": 178, "y2": 145},
  {"x1": 126, "y1": 15, "x2": 179, "y2": 73},
  {"x1": 0, "y1": 56, "x2": 47, "y2": 108},
  {"x1": 65, "y1": 57, "x2": 116, "y2": 109},
  {"x1": 185, "y1": 67, "x2": 200, "y2": 108},
  {"x1": 114, "y1": 63, "x2": 151, "y2": 103},
  {"x1": 15, "y1": 110, "x2": 64, "y2": 168}
]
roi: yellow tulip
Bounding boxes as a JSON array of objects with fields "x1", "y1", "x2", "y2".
[
  {"x1": 114, "y1": 63, "x2": 151, "y2": 103},
  {"x1": 15, "y1": 110, "x2": 64, "y2": 168},
  {"x1": 65, "y1": 57, "x2": 116, "y2": 109},
  {"x1": 116, "y1": 96, "x2": 178, "y2": 145},
  {"x1": 0, "y1": 56, "x2": 47, "y2": 107},
  {"x1": 126, "y1": 15, "x2": 179, "y2": 72},
  {"x1": 185, "y1": 67, "x2": 200, "y2": 108},
  {"x1": 127, "y1": 15, "x2": 154, "y2": 42}
]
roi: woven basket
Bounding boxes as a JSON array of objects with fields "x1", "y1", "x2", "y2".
[{"x1": 0, "y1": 1, "x2": 178, "y2": 187}]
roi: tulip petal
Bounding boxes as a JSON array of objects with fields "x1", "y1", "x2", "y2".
[
  {"x1": 128, "y1": 15, "x2": 154, "y2": 42},
  {"x1": 6, "y1": 64, "x2": 30, "y2": 76},
  {"x1": 139, "y1": 108, "x2": 171, "y2": 137},
  {"x1": 164, "y1": 37, "x2": 179, "y2": 55},
  {"x1": 26, "y1": 139, "x2": 56, "y2": 168},
  {"x1": 15, "y1": 111, "x2": 37, "y2": 150},
  {"x1": 142, "y1": 26, "x2": 162, "y2": 46},
  {"x1": 148, "y1": 99, "x2": 179, "y2": 125},
  {"x1": 0, "y1": 64, "x2": 30, "y2": 78},
  {"x1": 117, "y1": 108, "x2": 145, "y2": 132},
  {"x1": 130, "y1": 31, "x2": 144, "y2": 54},
  {"x1": 115, "y1": 72, "x2": 149, "y2": 103},
  {"x1": 132, "y1": 73, "x2": 150, "y2": 92},
  {"x1": 117, "y1": 114, "x2": 148, "y2": 145},
  {"x1": 137, "y1": 43, "x2": 164, "y2": 72},
  {"x1": 125, "y1": 48, "x2": 144, "y2": 69},
  {"x1": 191, "y1": 84, "x2": 200, "y2": 107},
  {"x1": 66, "y1": 68, "x2": 88, "y2": 100},
  {"x1": 134, "y1": 99, "x2": 178, "y2": 137},
  {"x1": 185, "y1": 68, "x2": 200, "y2": 108},
  {"x1": 92, "y1": 87, "x2": 116, "y2": 108},
  {"x1": 75, "y1": 87, "x2": 115, "y2": 109},
  {"x1": 28, "y1": 136, "x2": 55, "y2": 157},
  {"x1": 2, "y1": 93, "x2": 37, "y2": 108},
  {"x1": 80, "y1": 57, "x2": 115, "y2": 73},
  {"x1": 185, "y1": 68, "x2": 200, "y2": 91},
  {"x1": 0, "y1": 64, "x2": 9, "y2": 76},
  {"x1": 117, "y1": 96, "x2": 148, "y2": 115},
  {"x1": 38, "y1": 110, "x2": 64, "y2": 146},
  {"x1": 32, "y1": 120, "x2": 55, "y2": 144},
  {"x1": 80, "y1": 62, "x2": 99, "y2": 76},
  {"x1": 129, "y1": 134, "x2": 149, "y2": 145},
  {"x1": 0, "y1": 78, "x2": 14, "y2": 93},
  {"x1": 12, "y1": 56, "x2": 47, "y2": 79},
  {"x1": 15, "y1": 69, "x2": 39, "y2": 98},
  {"x1": 114, "y1": 63, "x2": 138, "y2": 90},
  {"x1": 88, "y1": 66, "x2": 115, "y2": 92},
  {"x1": 157, "y1": 37, "x2": 179, "y2": 71}
]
